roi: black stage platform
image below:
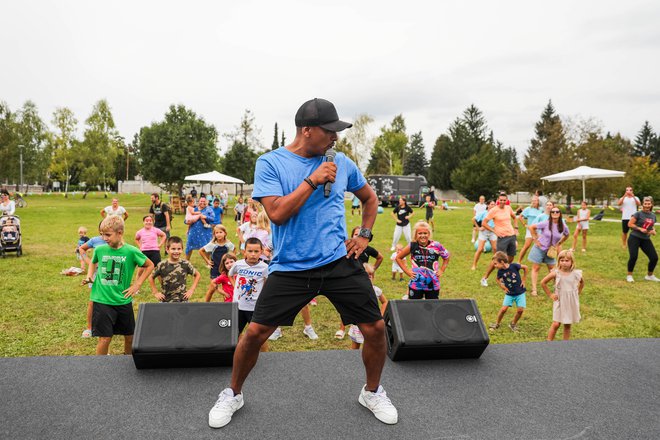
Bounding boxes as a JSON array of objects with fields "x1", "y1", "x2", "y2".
[{"x1": 2, "y1": 338, "x2": 659, "y2": 439}]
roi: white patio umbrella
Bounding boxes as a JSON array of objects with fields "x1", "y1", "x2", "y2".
[{"x1": 541, "y1": 165, "x2": 625, "y2": 201}]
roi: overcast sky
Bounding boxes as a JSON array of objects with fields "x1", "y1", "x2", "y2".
[{"x1": 2, "y1": 1, "x2": 659, "y2": 160}]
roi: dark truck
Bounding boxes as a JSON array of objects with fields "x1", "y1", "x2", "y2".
[{"x1": 366, "y1": 175, "x2": 429, "y2": 207}]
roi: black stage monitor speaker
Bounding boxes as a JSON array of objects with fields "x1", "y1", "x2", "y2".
[
  {"x1": 384, "y1": 299, "x2": 489, "y2": 361},
  {"x1": 132, "y1": 302, "x2": 238, "y2": 369}
]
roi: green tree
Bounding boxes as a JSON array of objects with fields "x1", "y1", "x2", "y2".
[
  {"x1": 630, "y1": 156, "x2": 660, "y2": 201},
  {"x1": 367, "y1": 115, "x2": 408, "y2": 175},
  {"x1": 520, "y1": 100, "x2": 574, "y2": 194},
  {"x1": 494, "y1": 142, "x2": 521, "y2": 193},
  {"x1": 334, "y1": 137, "x2": 356, "y2": 163},
  {"x1": 427, "y1": 105, "x2": 489, "y2": 189},
  {"x1": 451, "y1": 144, "x2": 506, "y2": 201},
  {"x1": 48, "y1": 107, "x2": 79, "y2": 195},
  {"x1": 0, "y1": 102, "x2": 19, "y2": 184},
  {"x1": 224, "y1": 109, "x2": 262, "y2": 151},
  {"x1": 575, "y1": 132, "x2": 633, "y2": 202},
  {"x1": 343, "y1": 113, "x2": 374, "y2": 170},
  {"x1": 14, "y1": 101, "x2": 49, "y2": 186},
  {"x1": 634, "y1": 121, "x2": 659, "y2": 164},
  {"x1": 221, "y1": 141, "x2": 258, "y2": 183},
  {"x1": 403, "y1": 131, "x2": 427, "y2": 176},
  {"x1": 114, "y1": 133, "x2": 140, "y2": 183},
  {"x1": 138, "y1": 105, "x2": 219, "y2": 194},
  {"x1": 272, "y1": 123, "x2": 279, "y2": 150},
  {"x1": 427, "y1": 134, "x2": 450, "y2": 188},
  {"x1": 78, "y1": 100, "x2": 123, "y2": 190}
]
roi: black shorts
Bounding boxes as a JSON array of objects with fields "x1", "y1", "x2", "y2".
[
  {"x1": 426, "y1": 212, "x2": 434, "y2": 221},
  {"x1": 622, "y1": 220, "x2": 631, "y2": 234},
  {"x1": 142, "y1": 250, "x2": 162, "y2": 266},
  {"x1": 409, "y1": 289, "x2": 439, "y2": 300},
  {"x1": 238, "y1": 310, "x2": 254, "y2": 333},
  {"x1": 251, "y1": 257, "x2": 382, "y2": 327},
  {"x1": 92, "y1": 302, "x2": 135, "y2": 337}
]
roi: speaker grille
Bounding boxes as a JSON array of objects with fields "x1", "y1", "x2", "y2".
[{"x1": 432, "y1": 304, "x2": 478, "y2": 341}]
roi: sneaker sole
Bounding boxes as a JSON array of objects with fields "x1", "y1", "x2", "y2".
[
  {"x1": 209, "y1": 399, "x2": 244, "y2": 428},
  {"x1": 358, "y1": 393, "x2": 398, "y2": 425}
]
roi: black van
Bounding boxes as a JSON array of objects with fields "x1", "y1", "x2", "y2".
[{"x1": 366, "y1": 175, "x2": 429, "y2": 207}]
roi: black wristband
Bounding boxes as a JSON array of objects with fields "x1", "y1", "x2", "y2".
[{"x1": 304, "y1": 177, "x2": 318, "y2": 190}]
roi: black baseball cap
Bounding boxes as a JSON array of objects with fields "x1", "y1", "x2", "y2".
[{"x1": 295, "y1": 98, "x2": 352, "y2": 132}]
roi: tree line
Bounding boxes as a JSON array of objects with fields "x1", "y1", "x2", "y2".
[{"x1": 1, "y1": 99, "x2": 659, "y2": 200}]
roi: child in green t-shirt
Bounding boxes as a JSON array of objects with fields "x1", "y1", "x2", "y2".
[{"x1": 82, "y1": 215, "x2": 154, "y2": 355}]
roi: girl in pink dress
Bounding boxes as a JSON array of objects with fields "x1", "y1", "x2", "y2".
[{"x1": 541, "y1": 250, "x2": 584, "y2": 341}]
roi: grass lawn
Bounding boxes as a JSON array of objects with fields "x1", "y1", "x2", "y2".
[{"x1": 1, "y1": 193, "x2": 658, "y2": 357}]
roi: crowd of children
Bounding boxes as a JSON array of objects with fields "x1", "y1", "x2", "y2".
[{"x1": 71, "y1": 191, "x2": 625, "y2": 355}]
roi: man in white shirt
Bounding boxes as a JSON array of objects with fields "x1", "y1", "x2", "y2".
[{"x1": 617, "y1": 186, "x2": 641, "y2": 249}]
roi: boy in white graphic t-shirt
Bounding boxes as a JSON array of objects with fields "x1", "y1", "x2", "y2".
[{"x1": 228, "y1": 237, "x2": 269, "y2": 349}]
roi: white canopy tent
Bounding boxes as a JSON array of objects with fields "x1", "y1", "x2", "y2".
[
  {"x1": 184, "y1": 171, "x2": 245, "y2": 184},
  {"x1": 541, "y1": 166, "x2": 625, "y2": 201},
  {"x1": 184, "y1": 171, "x2": 245, "y2": 196}
]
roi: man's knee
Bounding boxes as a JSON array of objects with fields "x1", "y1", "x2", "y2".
[{"x1": 358, "y1": 320, "x2": 385, "y2": 340}]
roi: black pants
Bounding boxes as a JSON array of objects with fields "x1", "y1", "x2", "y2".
[{"x1": 627, "y1": 235, "x2": 658, "y2": 273}]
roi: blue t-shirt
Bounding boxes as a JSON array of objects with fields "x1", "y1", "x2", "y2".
[
  {"x1": 252, "y1": 147, "x2": 366, "y2": 273},
  {"x1": 536, "y1": 213, "x2": 549, "y2": 224},
  {"x1": 522, "y1": 207, "x2": 544, "y2": 226},
  {"x1": 211, "y1": 206, "x2": 223, "y2": 224},
  {"x1": 86, "y1": 236, "x2": 106, "y2": 249},
  {"x1": 475, "y1": 211, "x2": 494, "y2": 228},
  {"x1": 496, "y1": 263, "x2": 526, "y2": 296}
]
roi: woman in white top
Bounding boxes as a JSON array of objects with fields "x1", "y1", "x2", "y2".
[
  {"x1": 617, "y1": 186, "x2": 641, "y2": 249},
  {"x1": 0, "y1": 190, "x2": 16, "y2": 216},
  {"x1": 571, "y1": 201, "x2": 591, "y2": 252}
]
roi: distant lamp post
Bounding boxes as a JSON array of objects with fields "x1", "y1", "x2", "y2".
[{"x1": 18, "y1": 144, "x2": 24, "y2": 193}]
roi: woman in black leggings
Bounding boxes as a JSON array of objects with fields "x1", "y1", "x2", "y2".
[{"x1": 626, "y1": 196, "x2": 659, "y2": 283}]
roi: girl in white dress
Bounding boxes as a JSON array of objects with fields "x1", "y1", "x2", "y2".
[{"x1": 541, "y1": 250, "x2": 584, "y2": 341}]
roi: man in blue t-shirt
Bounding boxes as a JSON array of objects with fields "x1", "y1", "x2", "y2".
[{"x1": 208, "y1": 98, "x2": 398, "y2": 429}]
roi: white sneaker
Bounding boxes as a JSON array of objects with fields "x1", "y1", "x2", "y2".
[
  {"x1": 209, "y1": 388, "x2": 244, "y2": 428},
  {"x1": 268, "y1": 327, "x2": 282, "y2": 340},
  {"x1": 358, "y1": 385, "x2": 398, "y2": 424},
  {"x1": 480, "y1": 278, "x2": 488, "y2": 287},
  {"x1": 390, "y1": 246, "x2": 395, "y2": 251},
  {"x1": 626, "y1": 275, "x2": 634, "y2": 283},
  {"x1": 644, "y1": 275, "x2": 660, "y2": 282},
  {"x1": 303, "y1": 325, "x2": 319, "y2": 340}
]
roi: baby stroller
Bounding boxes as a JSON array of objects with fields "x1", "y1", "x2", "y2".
[{"x1": 0, "y1": 215, "x2": 22, "y2": 257}]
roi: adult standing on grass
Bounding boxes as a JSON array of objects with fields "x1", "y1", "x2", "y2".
[
  {"x1": 480, "y1": 192, "x2": 519, "y2": 287},
  {"x1": 185, "y1": 196, "x2": 214, "y2": 261},
  {"x1": 471, "y1": 195, "x2": 487, "y2": 243},
  {"x1": 1, "y1": 189, "x2": 15, "y2": 215},
  {"x1": 149, "y1": 193, "x2": 171, "y2": 241},
  {"x1": 208, "y1": 98, "x2": 398, "y2": 428},
  {"x1": 618, "y1": 186, "x2": 641, "y2": 249},
  {"x1": 101, "y1": 198, "x2": 128, "y2": 221},
  {"x1": 626, "y1": 196, "x2": 659, "y2": 283},
  {"x1": 517, "y1": 196, "x2": 545, "y2": 263},
  {"x1": 390, "y1": 197, "x2": 413, "y2": 251},
  {"x1": 528, "y1": 207, "x2": 570, "y2": 296}
]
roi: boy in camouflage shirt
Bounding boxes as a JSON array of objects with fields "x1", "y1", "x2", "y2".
[{"x1": 149, "y1": 236, "x2": 202, "y2": 302}]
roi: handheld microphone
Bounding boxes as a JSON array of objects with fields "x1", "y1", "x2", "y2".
[{"x1": 324, "y1": 148, "x2": 336, "y2": 198}]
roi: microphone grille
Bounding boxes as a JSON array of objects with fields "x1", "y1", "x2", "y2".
[{"x1": 325, "y1": 148, "x2": 336, "y2": 159}]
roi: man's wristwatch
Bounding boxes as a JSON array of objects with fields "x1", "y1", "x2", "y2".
[{"x1": 358, "y1": 228, "x2": 373, "y2": 242}]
